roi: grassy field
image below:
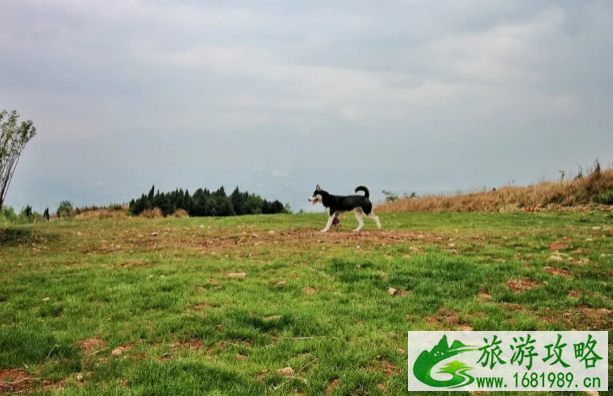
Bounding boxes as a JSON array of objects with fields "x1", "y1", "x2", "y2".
[{"x1": 1, "y1": 211, "x2": 612, "y2": 395}]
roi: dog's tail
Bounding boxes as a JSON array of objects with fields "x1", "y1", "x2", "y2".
[{"x1": 355, "y1": 185, "x2": 370, "y2": 198}]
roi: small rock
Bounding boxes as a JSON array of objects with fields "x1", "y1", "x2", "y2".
[
  {"x1": 151, "y1": 232, "x2": 158, "y2": 237},
  {"x1": 76, "y1": 374, "x2": 84, "y2": 382},
  {"x1": 388, "y1": 288, "x2": 398, "y2": 296},
  {"x1": 111, "y1": 348, "x2": 123, "y2": 356},
  {"x1": 268, "y1": 230, "x2": 275, "y2": 235},
  {"x1": 277, "y1": 367, "x2": 294, "y2": 376}
]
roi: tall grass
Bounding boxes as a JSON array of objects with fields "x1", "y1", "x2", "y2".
[{"x1": 377, "y1": 161, "x2": 613, "y2": 213}]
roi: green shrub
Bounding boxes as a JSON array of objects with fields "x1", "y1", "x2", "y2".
[
  {"x1": 594, "y1": 190, "x2": 613, "y2": 205},
  {"x1": 0, "y1": 206, "x2": 18, "y2": 223}
]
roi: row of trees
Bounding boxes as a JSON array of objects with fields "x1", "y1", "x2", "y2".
[
  {"x1": 0, "y1": 201, "x2": 73, "y2": 224},
  {"x1": 129, "y1": 185, "x2": 290, "y2": 217}
]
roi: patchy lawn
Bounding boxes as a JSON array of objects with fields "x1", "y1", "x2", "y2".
[{"x1": 1, "y1": 211, "x2": 612, "y2": 395}]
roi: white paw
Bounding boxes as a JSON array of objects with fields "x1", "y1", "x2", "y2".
[
  {"x1": 353, "y1": 228, "x2": 360, "y2": 232},
  {"x1": 320, "y1": 229, "x2": 328, "y2": 233}
]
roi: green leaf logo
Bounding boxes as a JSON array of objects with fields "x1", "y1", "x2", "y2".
[{"x1": 413, "y1": 335, "x2": 478, "y2": 388}]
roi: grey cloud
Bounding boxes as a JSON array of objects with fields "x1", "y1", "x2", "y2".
[{"x1": 1, "y1": 0, "x2": 612, "y2": 212}]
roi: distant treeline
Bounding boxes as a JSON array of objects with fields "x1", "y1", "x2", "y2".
[{"x1": 128, "y1": 185, "x2": 289, "y2": 217}]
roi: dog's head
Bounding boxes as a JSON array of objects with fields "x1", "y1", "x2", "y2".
[{"x1": 308, "y1": 185, "x2": 325, "y2": 205}]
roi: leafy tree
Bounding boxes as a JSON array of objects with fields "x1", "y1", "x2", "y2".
[
  {"x1": 22, "y1": 205, "x2": 32, "y2": 218},
  {"x1": 57, "y1": 200, "x2": 73, "y2": 218},
  {"x1": 0, "y1": 110, "x2": 37, "y2": 210},
  {"x1": 0, "y1": 206, "x2": 17, "y2": 222}
]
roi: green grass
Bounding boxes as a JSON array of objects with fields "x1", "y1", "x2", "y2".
[{"x1": 1, "y1": 211, "x2": 612, "y2": 395}]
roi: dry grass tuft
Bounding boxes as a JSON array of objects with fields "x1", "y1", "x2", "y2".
[
  {"x1": 75, "y1": 210, "x2": 129, "y2": 220},
  {"x1": 173, "y1": 209, "x2": 189, "y2": 218},
  {"x1": 140, "y1": 208, "x2": 163, "y2": 219},
  {"x1": 378, "y1": 162, "x2": 613, "y2": 213}
]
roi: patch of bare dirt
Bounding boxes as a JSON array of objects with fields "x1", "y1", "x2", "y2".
[
  {"x1": 325, "y1": 378, "x2": 340, "y2": 395},
  {"x1": 547, "y1": 306, "x2": 613, "y2": 330},
  {"x1": 568, "y1": 290, "x2": 582, "y2": 298},
  {"x1": 172, "y1": 339, "x2": 204, "y2": 350},
  {"x1": 543, "y1": 266, "x2": 572, "y2": 278},
  {"x1": 457, "y1": 324, "x2": 473, "y2": 331},
  {"x1": 187, "y1": 303, "x2": 211, "y2": 312},
  {"x1": 506, "y1": 277, "x2": 541, "y2": 294},
  {"x1": 380, "y1": 358, "x2": 399, "y2": 375},
  {"x1": 43, "y1": 379, "x2": 66, "y2": 391},
  {"x1": 0, "y1": 369, "x2": 34, "y2": 393},
  {"x1": 498, "y1": 303, "x2": 523, "y2": 311},
  {"x1": 118, "y1": 259, "x2": 145, "y2": 267},
  {"x1": 277, "y1": 367, "x2": 294, "y2": 376},
  {"x1": 478, "y1": 290, "x2": 493, "y2": 301},
  {"x1": 549, "y1": 241, "x2": 569, "y2": 251},
  {"x1": 567, "y1": 257, "x2": 590, "y2": 265},
  {"x1": 388, "y1": 288, "x2": 410, "y2": 296},
  {"x1": 577, "y1": 306, "x2": 613, "y2": 328},
  {"x1": 79, "y1": 338, "x2": 107, "y2": 352},
  {"x1": 424, "y1": 308, "x2": 462, "y2": 327}
]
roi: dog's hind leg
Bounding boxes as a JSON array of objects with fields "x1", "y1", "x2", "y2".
[
  {"x1": 365, "y1": 211, "x2": 381, "y2": 229},
  {"x1": 320, "y1": 215, "x2": 335, "y2": 233},
  {"x1": 353, "y1": 209, "x2": 364, "y2": 232}
]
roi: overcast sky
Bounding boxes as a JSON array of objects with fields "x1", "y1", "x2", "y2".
[{"x1": 2, "y1": 0, "x2": 612, "y2": 213}]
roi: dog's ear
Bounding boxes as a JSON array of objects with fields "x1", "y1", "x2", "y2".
[{"x1": 316, "y1": 185, "x2": 321, "y2": 191}]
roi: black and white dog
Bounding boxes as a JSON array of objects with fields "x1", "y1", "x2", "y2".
[{"x1": 308, "y1": 185, "x2": 382, "y2": 233}]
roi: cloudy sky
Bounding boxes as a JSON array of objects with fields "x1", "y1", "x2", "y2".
[{"x1": 2, "y1": 0, "x2": 612, "y2": 213}]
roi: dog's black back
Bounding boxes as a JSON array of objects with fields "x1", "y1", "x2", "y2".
[{"x1": 312, "y1": 185, "x2": 373, "y2": 215}]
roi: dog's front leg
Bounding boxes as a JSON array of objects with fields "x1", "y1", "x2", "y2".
[{"x1": 320, "y1": 215, "x2": 335, "y2": 233}]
